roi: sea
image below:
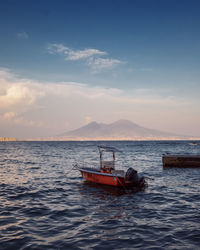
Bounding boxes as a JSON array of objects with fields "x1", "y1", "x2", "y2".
[{"x1": 0, "y1": 141, "x2": 200, "y2": 250}]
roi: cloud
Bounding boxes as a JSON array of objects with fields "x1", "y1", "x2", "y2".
[
  {"x1": 88, "y1": 58, "x2": 122, "y2": 73},
  {"x1": 47, "y1": 43, "x2": 106, "y2": 60},
  {"x1": 0, "y1": 111, "x2": 44, "y2": 128},
  {"x1": 47, "y1": 43, "x2": 122, "y2": 72},
  {"x1": 0, "y1": 68, "x2": 199, "y2": 138},
  {"x1": 17, "y1": 32, "x2": 29, "y2": 40},
  {"x1": 2, "y1": 112, "x2": 16, "y2": 120},
  {"x1": 67, "y1": 48, "x2": 106, "y2": 61},
  {"x1": 0, "y1": 69, "x2": 44, "y2": 111}
]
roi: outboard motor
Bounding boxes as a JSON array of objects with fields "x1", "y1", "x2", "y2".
[{"x1": 125, "y1": 168, "x2": 145, "y2": 187}]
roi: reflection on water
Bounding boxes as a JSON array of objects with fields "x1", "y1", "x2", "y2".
[
  {"x1": 81, "y1": 181, "x2": 146, "y2": 197},
  {"x1": 0, "y1": 141, "x2": 200, "y2": 249}
]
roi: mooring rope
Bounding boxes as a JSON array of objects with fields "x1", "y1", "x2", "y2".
[{"x1": 64, "y1": 164, "x2": 79, "y2": 176}]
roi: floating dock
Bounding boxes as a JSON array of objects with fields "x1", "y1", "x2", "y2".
[{"x1": 162, "y1": 154, "x2": 200, "y2": 168}]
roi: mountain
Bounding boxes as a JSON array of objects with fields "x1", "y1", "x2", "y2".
[{"x1": 54, "y1": 119, "x2": 187, "y2": 140}]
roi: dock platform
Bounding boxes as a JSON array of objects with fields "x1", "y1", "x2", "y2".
[{"x1": 162, "y1": 154, "x2": 200, "y2": 168}]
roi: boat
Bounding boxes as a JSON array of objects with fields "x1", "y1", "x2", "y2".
[
  {"x1": 162, "y1": 154, "x2": 200, "y2": 168},
  {"x1": 188, "y1": 142, "x2": 198, "y2": 146},
  {"x1": 76, "y1": 146, "x2": 145, "y2": 188}
]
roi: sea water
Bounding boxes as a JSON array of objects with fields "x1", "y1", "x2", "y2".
[{"x1": 0, "y1": 141, "x2": 200, "y2": 249}]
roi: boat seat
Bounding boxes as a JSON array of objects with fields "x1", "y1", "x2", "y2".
[{"x1": 111, "y1": 170, "x2": 125, "y2": 177}]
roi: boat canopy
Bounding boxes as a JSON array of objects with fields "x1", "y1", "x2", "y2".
[
  {"x1": 98, "y1": 146, "x2": 121, "y2": 170},
  {"x1": 98, "y1": 146, "x2": 121, "y2": 153}
]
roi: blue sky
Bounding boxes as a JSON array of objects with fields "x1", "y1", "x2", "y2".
[{"x1": 0, "y1": 0, "x2": 200, "y2": 138}]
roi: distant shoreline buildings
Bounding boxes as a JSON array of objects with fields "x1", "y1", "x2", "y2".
[{"x1": 0, "y1": 137, "x2": 17, "y2": 142}]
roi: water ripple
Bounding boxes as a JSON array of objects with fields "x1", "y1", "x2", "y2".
[{"x1": 0, "y1": 141, "x2": 200, "y2": 249}]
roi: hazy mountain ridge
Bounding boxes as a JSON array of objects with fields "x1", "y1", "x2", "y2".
[{"x1": 55, "y1": 119, "x2": 189, "y2": 140}]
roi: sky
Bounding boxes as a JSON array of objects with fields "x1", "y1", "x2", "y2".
[{"x1": 0, "y1": 0, "x2": 200, "y2": 138}]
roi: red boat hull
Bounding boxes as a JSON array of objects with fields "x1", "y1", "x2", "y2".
[{"x1": 80, "y1": 169, "x2": 133, "y2": 187}]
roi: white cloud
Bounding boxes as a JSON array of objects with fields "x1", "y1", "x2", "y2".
[
  {"x1": 47, "y1": 43, "x2": 106, "y2": 60},
  {"x1": 17, "y1": 32, "x2": 29, "y2": 40},
  {"x1": 47, "y1": 43, "x2": 122, "y2": 72},
  {"x1": 88, "y1": 58, "x2": 122, "y2": 73},
  {"x1": 84, "y1": 116, "x2": 93, "y2": 124},
  {"x1": 0, "y1": 69, "x2": 44, "y2": 111},
  {"x1": 47, "y1": 43, "x2": 67, "y2": 54},
  {"x1": 67, "y1": 48, "x2": 106, "y2": 61},
  {"x1": 0, "y1": 68, "x2": 199, "y2": 137}
]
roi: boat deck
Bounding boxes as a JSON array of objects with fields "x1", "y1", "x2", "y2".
[{"x1": 79, "y1": 167, "x2": 125, "y2": 177}]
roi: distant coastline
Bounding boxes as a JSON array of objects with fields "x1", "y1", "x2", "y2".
[
  {"x1": 0, "y1": 137, "x2": 17, "y2": 142},
  {"x1": 20, "y1": 137, "x2": 200, "y2": 141}
]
